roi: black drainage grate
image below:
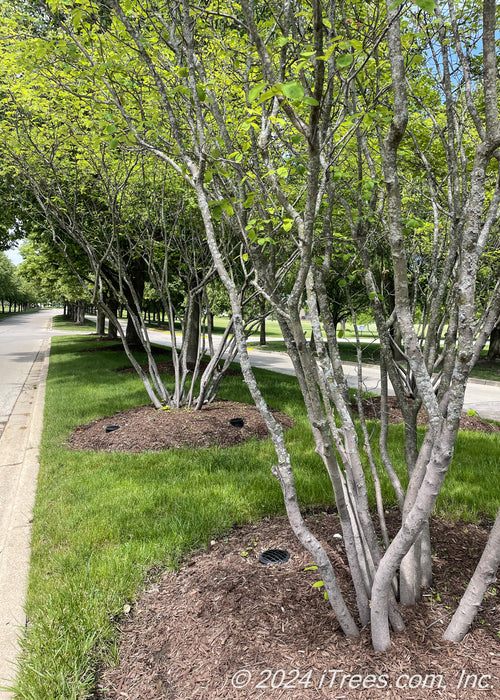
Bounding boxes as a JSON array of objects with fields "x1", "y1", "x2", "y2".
[
  {"x1": 229, "y1": 418, "x2": 244, "y2": 428},
  {"x1": 259, "y1": 549, "x2": 290, "y2": 565},
  {"x1": 105, "y1": 425, "x2": 120, "y2": 433}
]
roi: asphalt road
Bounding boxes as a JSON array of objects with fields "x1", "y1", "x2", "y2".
[{"x1": 0, "y1": 310, "x2": 58, "y2": 439}]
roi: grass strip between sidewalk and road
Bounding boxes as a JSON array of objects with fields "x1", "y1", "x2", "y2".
[{"x1": 10, "y1": 331, "x2": 500, "y2": 699}]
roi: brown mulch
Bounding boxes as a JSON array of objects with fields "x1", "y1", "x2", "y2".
[
  {"x1": 67, "y1": 401, "x2": 293, "y2": 452},
  {"x1": 68, "y1": 394, "x2": 497, "y2": 455},
  {"x1": 353, "y1": 396, "x2": 500, "y2": 434},
  {"x1": 94, "y1": 512, "x2": 499, "y2": 700}
]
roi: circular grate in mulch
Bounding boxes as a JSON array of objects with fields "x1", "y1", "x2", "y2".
[
  {"x1": 67, "y1": 400, "x2": 294, "y2": 453},
  {"x1": 259, "y1": 548, "x2": 290, "y2": 565},
  {"x1": 94, "y1": 513, "x2": 499, "y2": 700}
]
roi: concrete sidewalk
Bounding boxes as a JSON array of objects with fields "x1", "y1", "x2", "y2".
[{"x1": 0, "y1": 338, "x2": 50, "y2": 699}]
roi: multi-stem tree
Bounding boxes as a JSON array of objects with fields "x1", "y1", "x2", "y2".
[{"x1": 15, "y1": 0, "x2": 500, "y2": 649}]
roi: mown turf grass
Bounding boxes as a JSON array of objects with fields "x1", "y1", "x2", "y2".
[
  {"x1": 11, "y1": 333, "x2": 499, "y2": 699},
  {"x1": 51, "y1": 315, "x2": 95, "y2": 332}
]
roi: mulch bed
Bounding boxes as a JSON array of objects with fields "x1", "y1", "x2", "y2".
[
  {"x1": 93, "y1": 512, "x2": 499, "y2": 700},
  {"x1": 67, "y1": 401, "x2": 293, "y2": 452},
  {"x1": 68, "y1": 395, "x2": 498, "y2": 455},
  {"x1": 352, "y1": 396, "x2": 500, "y2": 434}
]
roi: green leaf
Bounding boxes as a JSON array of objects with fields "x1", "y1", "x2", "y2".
[
  {"x1": 220, "y1": 200, "x2": 234, "y2": 217},
  {"x1": 282, "y1": 81, "x2": 304, "y2": 101},
  {"x1": 248, "y1": 82, "x2": 266, "y2": 102},
  {"x1": 196, "y1": 84, "x2": 206, "y2": 102},
  {"x1": 348, "y1": 39, "x2": 363, "y2": 51},
  {"x1": 258, "y1": 86, "x2": 282, "y2": 103},
  {"x1": 241, "y1": 119, "x2": 257, "y2": 132},
  {"x1": 71, "y1": 8, "x2": 84, "y2": 27},
  {"x1": 336, "y1": 54, "x2": 353, "y2": 69},
  {"x1": 243, "y1": 194, "x2": 255, "y2": 208},
  {"x1": 388, "y1": 0, "x2": 402, "y2": 10},
  {"x1": 414, "y1": 0, "x2": 436, "y2": 11},
  {"x1": 303, "y1": 97, "x2": 320, "y2": 106},
  {"x1": 312, "y1": 580, "x2": 324, "y2": 588},
  {"x1": 304, "y1": 565, "x2": 318, "y2": 571}
]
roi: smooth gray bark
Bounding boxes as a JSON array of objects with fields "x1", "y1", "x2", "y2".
[{"x1": 444, "y1": 508, "x2": 500, "y2": 643}]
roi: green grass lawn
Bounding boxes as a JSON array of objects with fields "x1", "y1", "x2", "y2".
[
  {"x1": 147, "y1": 314, "x2": 295, "y2": 338},
  {"x1": 51, "y1": 315, "x2": 96, "y2": 332},
  {"x1": 11, "y1": 333, "x2": 500, "y2": 699}
]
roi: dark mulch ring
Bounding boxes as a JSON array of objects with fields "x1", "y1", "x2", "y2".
[
  {"x1": 353, "y1": 396, "x2": 500, "y2": 434},
  {"x1": 93, "y1": 512, "x2": 499, "y2": 700},
  {"x1": 67, "y1": 401, "x2": 293, "y2": 452}
]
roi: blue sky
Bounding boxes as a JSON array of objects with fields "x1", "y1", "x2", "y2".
[{"x1": 6, "y1": 243, "x2": 23, "y2": 266}]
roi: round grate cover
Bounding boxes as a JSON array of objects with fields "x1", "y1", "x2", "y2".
[
  {"x1": 229, "y1": 418, "x2": 244, "y2": 428},
  {"x1": 105, "y1": 425, "x2": 120, "y2": 433},
  {"x1": 259, "y1": 548, "x2": 290, "y2": 565}
]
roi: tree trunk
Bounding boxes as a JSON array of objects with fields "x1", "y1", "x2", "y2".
[
  {"x1": 444, "y1": 508, "x2": 500, "y2": 643},
  {"x1": 182, "y1": 292, "x2": 201, "y2": 368},
  {"x1": 259, "y1": 298, "x2": 266, "y2": 345},
  {"x1": 124, "y1": 258, "x2": 146, "y2": 348},
  {"x1": 486, "y1": 320, "x2": 500, "y2": 361},
  {"x1": 107, "y1": 297, "x2": 119, "y2": 339},
  {"x1": 76, "y1": 300, "x2": 86, "y2": 325},
  {"x1": 96, "y1": 308, "x2": 106, "y2": 335}
]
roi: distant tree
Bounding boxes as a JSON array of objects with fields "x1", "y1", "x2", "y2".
[{"x1": 0, "y1": 250, "x2": 38, "y2": 311}]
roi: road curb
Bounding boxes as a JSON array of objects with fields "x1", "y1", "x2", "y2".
[{"x1": 0, "y1": 337, "x2": 51, "y2": 698}]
